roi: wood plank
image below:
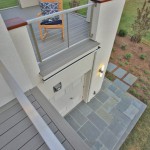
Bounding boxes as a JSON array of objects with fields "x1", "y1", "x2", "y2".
[
  {"x1": 0, "y1": 103, "x2": 22, "y2": 124},
  {"x1": 0, "y1": 110, "x2": 26, "y2": 135},
  {"x1": 1, "y1": 125, "x2": 38, "y2": 150},
  {"x1": 4, "y1": 17, "x2": 27, "y2": 30},
  {"x1": 19, "y1": 133, "x2": 44, "y2": 150},
  {"x1": 31, "y1": 87, "x2": 91, "y2": 150},
  {"x1": 0, "y1": 99, "x2": 18, "y2": 114},
  {"x1": 38, "y1": 144, "x2": 49, "y2": 150},
  {"x1": 27, "y1": 94, "x2": 36, "y2": 103},
  {"x1": 0, "y1": 117, "x2": 32, "y2": 149}
]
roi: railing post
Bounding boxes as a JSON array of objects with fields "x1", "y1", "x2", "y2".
[
  {"x1": 89, "y1": 4, "x2": 95, "y2": 38},
  {"x1": 86, "y1": 0, "x2": 92, "y2": 22},
  {"x1": 66, "y1": 13, "x2": 70, "y2": 48},
  {"x1": 29, "y1": 24, "x2": 42, "y2": 63}
]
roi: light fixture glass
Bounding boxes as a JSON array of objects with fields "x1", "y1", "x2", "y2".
[{"x1": 99, "y1": 65, "x2": 105, "y2": 77}]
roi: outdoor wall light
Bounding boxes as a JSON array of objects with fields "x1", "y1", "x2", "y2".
[{"x1": 98, "y1": 65, "x2": 105, "y2": 77}]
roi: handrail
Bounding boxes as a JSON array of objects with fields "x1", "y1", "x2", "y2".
[
  {"x1": 27, "y1": 2, "x2": 94, "y2": 24},
  {"x1": 0, "y1": 60, "x2": 65, "y2": 150}
]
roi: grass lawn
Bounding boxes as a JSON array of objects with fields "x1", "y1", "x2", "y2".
[
  {"x1": 63, "y1": 0, "x2": 88, "y2": 15},
  {"x1": 0, "y1": 0, "x2": 88, "y2": 15},
  {"x1": 0, "y1": 0, "x2": 18, "y2": 9},
  {"x1": 118, "y1": 0, "x2": 150, "y2": 44}
]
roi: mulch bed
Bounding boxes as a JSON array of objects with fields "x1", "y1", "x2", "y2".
[{"x1": 110, "y1": 36, "x2": 150, "y2": 103}]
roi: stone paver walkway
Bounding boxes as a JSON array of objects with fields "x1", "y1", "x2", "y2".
[
  {"x1": 107, "y1": 63, "x2": 117, "y2": 72},
  {"x1": 114, "y1": 79, "x2": 130, "y2": 92},
  {"x1": 123, "y1": 73, "x2": 138, "y2": 86},
  {"x1": 113, "y1": 68, "x2": 127, "y2": 79},
  {"x1": 107, "y1": 62, "x2": 138, "y2": 86},
  {"x1": 65, "y1": 78, "x2": 146, "y2": 150}
]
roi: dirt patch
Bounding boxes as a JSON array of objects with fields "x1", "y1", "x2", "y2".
[{"x1": 110, "y1": 36, "x2": 150, "y2": 103}]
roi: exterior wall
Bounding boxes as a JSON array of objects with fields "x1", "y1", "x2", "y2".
[
  {"x1": 38, "y1": 52, "x2": 95, "y2": 115},
  {"x1": 0, "y1": 15, "x2": 33, "y2": 107},
  {"x1": 19, "y1": 0, "x2": 39, "y2": 8},
  {"x1": 88, "y1": 0, "x2": 125, "y2": 101}
]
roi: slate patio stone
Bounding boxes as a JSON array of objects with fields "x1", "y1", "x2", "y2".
[
  {"x1": 76, "y1": 101, "x2": 92, "y2": 117},
  {"x1": 77, "y1": 130, "x2": 86, "y2": 140},
  {"x1": 87, "y1": 98, "x2": 102, "y2": 111},
  {"x1": 113, "y1": 68, "x2": 127, "y2": 78},
  {"x1": 107, "y1": 63, "x2": 117, "y2": 72},
  {"x1": 65, "y1": 115, "x2": 80, "y2": 131},
  {"x1": 85, "y1": 139, "x2": 96, "y2": 148},
  {"x1": 100, "y1": 129, "x2": 118, "y2": 150},
  {"x1": 131, "y1": 96, "x2": 144, "y2": 109},
  {"x1": 103, "y1": 98, "x2": 119, "y2": 113},
  {"x1": 96, "y1": 108, "x2": 113, "y2": 125},
  {"x1": 111, "y1": 109, "x2": 131, "y2": 128},
  {"x1": 87, "y1": 112, "x2": 107, "y2": 132},
  {"x1": 102, "y1": 79, "x2": 112, "y2": 90},
  {"x1": 92, "y1": 141, "x2": 103, "y2": 150},
  {"x1": 101, "y1": 146, "x2": 108, "y2": 150},
  {"x1": 95, "y1": 91, "x2": 109, "y2": 103},
  {"x1": 69, "y1": 109, "x2": 87, "y2": 126},
  {"x1": 108, "y1": 84, "x2": 118, "y2": 93},
  {"x1": 103, "y1": 88, "x2": 121, "y2": 103},
  {"x1": 114, "y1": 79, "x2": 130, "y2": 92},
  {"x1": 108, "y1": 118, "x2": 127, "y2": 138},
  {"x1": 79, "y1": 121, "x2": 100, "y2": 142},
  {"x1": 114, "y1": 89, "x2": 125, "y2": 98},
  {"x1": 123, "y1": 73, "x2": 137, "y2": 85},
  {"x1": 124, "y1": 104, "x2": 139, "y2": 120},
  {"x1": 65, "y1": 77, "x2": 146, "y2": 150},
  {"x1": 116, "y1": 96, "x2": 131, "y2": 113}
]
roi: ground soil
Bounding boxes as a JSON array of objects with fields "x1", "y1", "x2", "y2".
[{"x1": 110, "y1": 36, "x2": 150, "y2": 103}]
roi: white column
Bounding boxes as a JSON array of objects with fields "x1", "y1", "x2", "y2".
[
  {"x1": 9, "y1": 26, "x2": 41, "y2": 87},
  {"x1": 88, "y1": 0, "x2": 126, "y2": 101},
  {"x1": 0, "y1": 15, "x2": 33, "y2": 107}
]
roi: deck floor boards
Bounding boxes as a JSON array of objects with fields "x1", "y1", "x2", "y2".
[{"x1": 0, "y1": 87, "x2": 86, "y2": 150}]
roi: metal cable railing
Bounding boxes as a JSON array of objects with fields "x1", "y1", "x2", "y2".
[{"x1": 27, "y1": 2, "x2": 94, "y2": 63}]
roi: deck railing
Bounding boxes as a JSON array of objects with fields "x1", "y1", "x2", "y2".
[{"x1": 27, "y1": 2, "x2": 94, "y2": 63}]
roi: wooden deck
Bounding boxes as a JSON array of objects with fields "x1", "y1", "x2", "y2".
[
  {"x1": 0, "y1": 6, "x2": 90, "y2": 61},
  {"x1": 0, "y1": 87, "x2": 90, "y2": 150}
]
